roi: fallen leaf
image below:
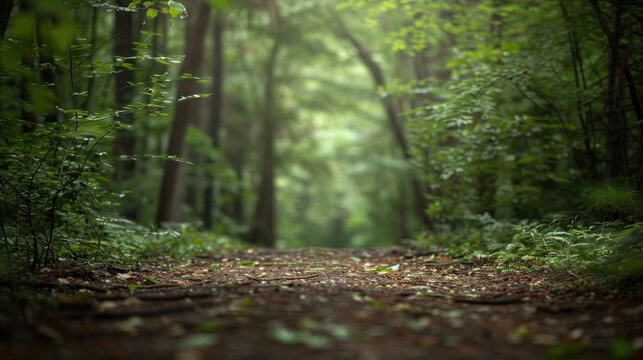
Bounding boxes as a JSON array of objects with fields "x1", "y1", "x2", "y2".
[{"x1": 177, "y1": 334, "x2": 218, "y2": 350}]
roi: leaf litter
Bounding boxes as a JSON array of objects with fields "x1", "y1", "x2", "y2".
[{"x1": 1, "y1": 246, "x2": 641, "y2": 359}]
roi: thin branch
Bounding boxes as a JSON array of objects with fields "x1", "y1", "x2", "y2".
[{"x1": 245, "y1": 274, "x2": 319, "y2": 282}]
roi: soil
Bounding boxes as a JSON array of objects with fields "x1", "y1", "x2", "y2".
[{"x1": 1, "y1": 246, "x2": 641, "y2": 359}]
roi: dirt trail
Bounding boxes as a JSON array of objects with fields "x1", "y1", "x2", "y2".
[{"x1": 1, "y1": 247, "x2": 641, "y2": 359}]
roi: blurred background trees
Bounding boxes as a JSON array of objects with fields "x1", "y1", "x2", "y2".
[{"x1": 1, "y1": 0, "x2": 641, "y2": 269}]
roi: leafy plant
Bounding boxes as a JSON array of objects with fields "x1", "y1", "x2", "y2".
[
  {"x1": 138, "y1": 223, "x2": 248, "y2": 259},
  {"x1": 587, "y1": 185, "x2": 642, "y2": 222},
  {"x1": 511, "y1": 219, "x2": 643, "y2": 279},
  {"x1": 0, "y1": 2, "x2": 195, "y2": 271}
]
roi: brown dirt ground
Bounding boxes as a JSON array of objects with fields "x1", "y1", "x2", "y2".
[{"x1": 1, "y1": 246, "x2": 642, "y2": 359}]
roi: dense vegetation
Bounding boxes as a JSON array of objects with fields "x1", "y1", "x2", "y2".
[{"x1": 0, "y1": 0, "x2": 641, "y2": 282}]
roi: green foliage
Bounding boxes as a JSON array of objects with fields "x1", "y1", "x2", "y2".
[
  {"x1": 422, "y1": 214, "x2": 643, "y2": 281},
  {"x1": 1, "y1": 0, "x2": 641, "y2": 273},
  {"x1": 128, "y1": 0, "x2": 188, "y2": 19},
  {"x1": 0, "y1": 32, "x2": 125, "y2": 269},
  {"x1": 0, "y1": 0, "x2": 202, "y2": 270},
  {"x1": 137, "y1": 223, "x2": 248, "y2": 259},
  {"x1": 510, "y1": 219, "x2": 643, "y2": 279},
  {"x1": 62, "y1": 219, "x2": 246, "y2": 264},
  {"x1": 420, "y1": 213, "x2": 521, "y2": 253},
  {"x1": 341, "y1": 0, "x2": 643, "y2": 274},
  {"x1": 587, "y1": 185, "x2": 642, "y2": 221}
]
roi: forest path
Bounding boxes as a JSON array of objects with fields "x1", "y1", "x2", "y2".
[{"x1": 1, "y1": 247, "x2": 641, "y2": 359}]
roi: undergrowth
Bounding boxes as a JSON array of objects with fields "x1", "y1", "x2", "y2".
[
  {"x1": 0, "y1": 220, "x2": 248, "y2": 275},
  {"x1": 421, "y1": 216, "x2": 643, "y2": 283}
]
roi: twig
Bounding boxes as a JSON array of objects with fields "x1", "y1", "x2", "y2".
[
  {"x1": 567, "y1": 270, "x2": 581, "y2": 279},
  {"x1": 453, "y1": 295, "x2": 527, "y2": 305},
  {"x1": 245, "y1": 274, "x2": 319, "y2": 282},
  {"x1": 422, "y1": 261, "x2": 473, "y2": 267},
  {"x1": 254, "y1": 262, "x2": 351, "y2": 268}
]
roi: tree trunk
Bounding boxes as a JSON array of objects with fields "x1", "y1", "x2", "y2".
[
  {"x1": 203, "y1": 13, "x2": 225, "y2": 230},
  {"x1": 602, "y1": 3, "x2": 627, "y2": 181},
  {"x1": 559, "y1": 0, "x2": 598, "y2": 180},
  {"x1": 112, "y1": 0, "x2": 137, "y2": 218},
  {"x1": 1, "y1": 0, "x2": 13, "y2": 40},
  {"x1": 335, "y1": 15, "x2": 431, "y2": 230},
  {"x1": 590, "y1": 0, "x2": 642, "y2": 185},
  {"x1": 248, "y1": 0, "x2": 280, "y2": 247},
  {"x1": 156, "y1": 0, "x2": 211, "y2": 226}
]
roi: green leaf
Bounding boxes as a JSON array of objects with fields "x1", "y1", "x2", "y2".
[
  {"x1": 376, "y1": 266, "x2": 392, "y2": 274},
  {"x1": 444, "y1": 310, "x2": 463, "y2": 318},
  {"x1": 145, "y1": 275, "x2": 160, "y2": 284},
  {"x1": 169, "y1": 7, "x2": 180, "y2": 17},
  {"x1": 168, "y1": 0, "x2": 185, "y2": 17},
  {"x1": 237, "y1": 298, "x2": 254, "y2": 307},
  {"x1": 146, "y1": 8, "x2": 158, "y2": 18},
  {"x1": 272, "y1": 328, "x2": 299, "y2": 344},
  {"x1": 423, "y1": 255, "x2": 436, "y2": 262},
  {"x1": 154, "y1": 57, "x2": 173, "y2": 65},
  {"x1": 328, "y1": 325, "x2": 351, "y2": 340},
  {"x1": 177, "y1": 334, "x2": 218, "y2": 350}
]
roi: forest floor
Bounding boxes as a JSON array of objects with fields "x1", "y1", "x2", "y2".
[{"x1": 1, "y1": 246, "x2": 642, "y2": 359}]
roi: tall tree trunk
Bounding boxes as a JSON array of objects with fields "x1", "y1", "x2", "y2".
[
  {"x1": 156, "y1": 0, "x2": 211, "y2": 226},
  {"x1": 248, "y1": 0, "x2": 280, "y2": 247},
  {"x1": 590, "y1": 0, "x2": 642, "y2": 186},
  {"x1": 0, "y1": 0, "x2": 13, "y2": 40},
  {"x1": 112, "y1": 0, "x2": 137, "y2": 218},
  {"x1": 335, "y1": 15, "x2": 431, "y2": 231},
  {"x1": 599, "y1": 2, "x2": 627, "y2": 181},
  {"x1": 559, "y1": 0, "x2": 598, "y2": 180},
  {"x1": 203, "y1": 12, "x2": 225, "y2": 230}
]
